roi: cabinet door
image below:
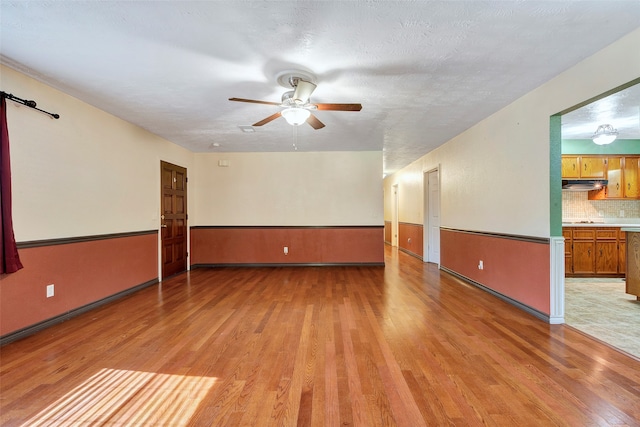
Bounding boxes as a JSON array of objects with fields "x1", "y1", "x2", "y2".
[
  {"x1": 606, "y1": 157, "x2": 623, "y2": 198},
  {"x1": 563, "y1": 229, "x2": 572, "y2": 274},
  {"x1": 595, "y1": 241, "x2": 618, "y2": 274},
  {"x1": 623, "y1": 157, "x2": 639, "y2": 198},
  {"x1": 572, "y1": 241, "x2": 595, "y2": 274},
  {"x1": 581, "y1": 156, "x2": 606, "y2": 178},
  {"x1": 561, "y1": 156, "x2": 580, "y2": 178}
]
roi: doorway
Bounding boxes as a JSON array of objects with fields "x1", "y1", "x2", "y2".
[
  {"x1": 160, "y1": 161, "x2": 188, "y2": 279},
  {"x1": 553, "y1": 80, "x2": 640, "y2": 350},
  {"x1": 392, "y1": 184, "x2": 399, "y2": 247},
  {"x1": 424, "y1": 168, "x2": 441, "y2": 264}
]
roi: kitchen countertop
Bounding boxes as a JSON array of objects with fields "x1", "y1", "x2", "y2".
[
  {"x1": 621, "y1": 227, "x2": 640, "y2": 232},
  {"x1": 563, "y1": 219, "x2": 640, "y2": 228},
  {"x1": 563, "y1": 223, "x2": 640, "y2": 227}
]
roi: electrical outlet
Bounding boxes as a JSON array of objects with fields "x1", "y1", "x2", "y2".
[
  {"x1": 478, "y1": 260, "x2": 484, "y2": 270},
  {"x1": 46, "y1": 284, "x2": 55, "y2": 298},
  {"x1": 284, "y1": 246, "x2": 289, "y2": 255}
]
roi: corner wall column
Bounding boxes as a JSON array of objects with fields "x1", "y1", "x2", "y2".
[{"x1": 549, "y1": 236, "x2": 565, "y2": 324}]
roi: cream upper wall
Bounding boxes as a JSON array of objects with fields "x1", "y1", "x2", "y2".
[
  {"x1": 3, "y1": 65, "x2": 382, "y2": 241},
  {"x1": 193, "y1": 151, "x2": 383, "y2": 226},
  {"x1": 384, "y1": 28, "x2": 640, "y2": 238},
  {"x1": 2, "y1": 65, "x2": 194, "y2": 241}
]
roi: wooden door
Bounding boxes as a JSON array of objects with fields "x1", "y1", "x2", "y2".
[
  {"x1": 161, "y1": 161, "x2": 187, "y2": 278},
  {"x1": 619, "y1": 229, "x2": 626, "y2": 274},
  {"x1": 594, "y1": 229, "x2": 618, "y2": 275},
  {"x1": 606, "y1": 157, "x2": 623, "y2": 198},
  {"x1": 572, "y1": 229, "x2": 595, "y2": 275},
  {"x1": 561, "y1": 156, "x2": 580, "y2": 178},
  {"x1": 580, "y1": 156, "x2": 606, "y2": 178},
  {"x1": 563, "y1": 228, "x2": 573, "y2": 274},
  {"x1": 623, "y1": 157, "x2": 639, "y2": 198},
  {"x1": 572, "y1": 241, "x2": 595, "y2": 274},
  {"x1": 595, "y1": 241, "x2": 618, "y2": 274}
]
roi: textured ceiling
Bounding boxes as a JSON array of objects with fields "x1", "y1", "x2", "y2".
[
  {"x1": 562, "y1": 83, "x2": 640, "y2": 140},
  {"x1": 1, "y1": 1, "x2": 639, "y2": 174}
]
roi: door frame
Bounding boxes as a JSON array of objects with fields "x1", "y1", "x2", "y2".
[
  {"x1": 391, "y1": 184, "x2": 399, "y2": 247},
  {"x1": 159, "y1": 160, "x2": 189, "y2": 281},
  {"x1": 423, "y1": 166, "x2": 441, "y2": 265}
]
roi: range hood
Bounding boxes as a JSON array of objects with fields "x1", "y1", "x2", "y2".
[{"x1": 562, "y1": 179, "x2": 608, "y2": 191}]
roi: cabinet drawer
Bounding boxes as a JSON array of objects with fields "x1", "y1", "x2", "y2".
[
  {"x1": 573, "y1": 229, "x2": 595, "y2": 240},
  {"x1": 562, "y1": 229, "x2": 572, "y2": 239},
  {"x1": 620, "y1": 229, "x2": 627, "y2": 241},
  {"x1": 596, "y1": 229, "x2": 617, "y2": 239}
]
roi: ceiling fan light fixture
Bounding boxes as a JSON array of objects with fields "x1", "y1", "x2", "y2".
[
  {"x1": 592, "y1": 124, "x2": 618, "y2": 145},
  {"x1": 281, "y1": 107, "x2": 310, "y2": 126}
]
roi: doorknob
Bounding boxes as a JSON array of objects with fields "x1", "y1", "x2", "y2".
[{"x1": 161, "y1": 224, "x2": 168, "y2": 228}]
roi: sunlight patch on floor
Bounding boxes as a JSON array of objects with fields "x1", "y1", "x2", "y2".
[{"x1": 23, "y1": 368, "x2": 217, "y2": 426}]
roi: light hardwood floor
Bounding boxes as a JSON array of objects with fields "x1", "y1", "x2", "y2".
[{"x1": 1, "y1": 246, "x2": 639, "y2": 426}]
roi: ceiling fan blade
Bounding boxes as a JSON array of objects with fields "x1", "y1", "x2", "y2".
[
  {"x1": 229, "y1": 97, "x2": 281, "y2": 106},
  {"x1": 252, "y1": 111, "x2": 282, "y2": 127},
  {"x1": 306, "y1": 114, "x2": 325, "y2": 130},
  {"x1": 293, "y1": 80, "x2": 317, "y2": 104},
  {"x1": 315, "y1": 103, "x2": 362, "y2": 111}
]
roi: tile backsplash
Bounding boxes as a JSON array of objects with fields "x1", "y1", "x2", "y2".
[{"x1": 562, "y1": 192, "x2": 640, "y2": 220}]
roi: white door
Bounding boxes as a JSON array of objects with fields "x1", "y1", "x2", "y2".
[
  {"x1": 392, "y1": 184, "x2": 399, "y2": 247},
  {"x1": 426, "y1": 169, "x2": 440, "y2": 264}
]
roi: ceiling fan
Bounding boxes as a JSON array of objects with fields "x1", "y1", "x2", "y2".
[{"x1": 229, "y1": 71, "x2": 362, "y2": 130}]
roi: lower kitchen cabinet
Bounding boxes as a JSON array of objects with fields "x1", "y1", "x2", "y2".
[
  {"x1": 564, "y1": 226, "x2": 626, "y2": 277},
  {"x1": 595, "y1": 229, "x2": 618, "y2": 274},
  {"x1": 619, "y1": 229, "x2": 626, "y2": 273},
  {"x1": 572, "y1": 228, "x2": 596, "y2": 275},
  {"x1": 563, "y1": 229, "x2": 572, "y2": 274}
]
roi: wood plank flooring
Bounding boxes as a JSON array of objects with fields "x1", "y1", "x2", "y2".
[{"x1": 1, "y1": 246, "x2": 639, "y2": 426}]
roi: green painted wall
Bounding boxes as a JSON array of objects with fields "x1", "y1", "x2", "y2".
[
  {"x1": 562, "y1": 139, "x2": 640, "y2": 155},
  {"x1": 550, "y1": 115, "x2": 562, "y2": 237}
]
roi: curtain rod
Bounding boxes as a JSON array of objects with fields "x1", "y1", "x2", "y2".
[{"x1": 1, "y1": 91, "x2": 60, "y2": 119}]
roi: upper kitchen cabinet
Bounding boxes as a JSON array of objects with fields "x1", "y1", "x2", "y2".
[
  {"x1": 606, "y1": 157, "x2": 623, "y2": 198},
  {"x1": 561, "y1": 156, "x2": 580, "y2": 178},
  {"x1": 587, "y1": 156, "x2": 640, "y2": 200},
  {"x1": 561, "y1": 155, "x2": 606, "y2": 179},
  {"x1": 581, "y1": 156, "x2": 607, "y2": 178},
  {"x1": 623, "y1": 156, "x2": 639, "y2": 198}
]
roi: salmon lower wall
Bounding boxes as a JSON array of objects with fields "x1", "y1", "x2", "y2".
[
  {"x1": 190, "y1": 226, "x2": 384, "y2": 265},
  {"x1": 398, "y1": 222, "x2": 423, "y2": 259},
  {"x1": 0, "y1": 232, "x2": 158, "y2": 337},
  {"x1": 440, "y1": 228, "x2": 550, "y2": 315}
]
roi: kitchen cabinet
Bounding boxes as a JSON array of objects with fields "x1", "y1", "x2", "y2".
[
  {"x1": 561, "y1": 156, "x2": 580, "y2": 178},
  {"x1": 623, "y1": 156, "x2": 639, "y2": 198},
  {"x1": 619, "y1": 228, "x2": 626, "y2": 273},
  {"x1": 561, "y1": 155, "x2": 606, "y2": 179},
  {"x1": 605, "y1": 157, "x2": 623, "y2": 198},
  {"x1": 624, "y1": 229, "x2": 640, "y2": 299},
  {"x1": 580, "y1": 156, "x2": 607, "y2": 178},
  {"x1": 563, "y1": 229, "x2": 573, "y2": 274},
  {"x1": 594, "y1": 229, "x2": 618, "y2": 274},
  {"x1": 564, "y1": 226, "x2": 626, "y2": 277},
  {"x1": 588, "y1": 156, "x2": 640, "y2": 200},
  {"x1": 572, "y1": 228, "x2": 596, "y2": 275}
]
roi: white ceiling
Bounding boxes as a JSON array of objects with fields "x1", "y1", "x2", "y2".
[
  {"x1": 562, "y1": 83, "x2": 640, "y2": 140},
  {"x1": 1, "y1": 1, "x2": 639, "y2": 174}
]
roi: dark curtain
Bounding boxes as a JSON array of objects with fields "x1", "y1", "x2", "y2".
[{"x1": 0, "y1": 97, "x2": 23, "y2": 273}]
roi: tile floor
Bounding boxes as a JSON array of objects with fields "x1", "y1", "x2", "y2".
[{"x1": 565, "y1": 278, "x2": 640, "y2": 359}]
